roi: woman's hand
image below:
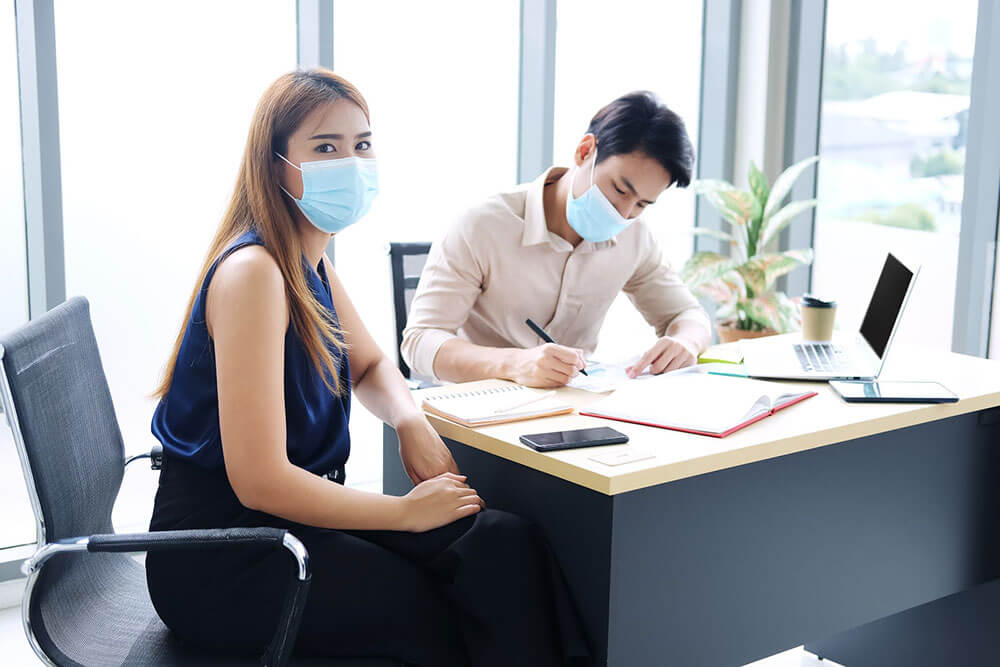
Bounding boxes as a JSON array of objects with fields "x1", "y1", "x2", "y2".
[
  {"x1": 397, "y1": 413, "x2": 460, "y2": 485},
  {"x1": 402, "y1": 472, "x2": 483, "y2": 532}
]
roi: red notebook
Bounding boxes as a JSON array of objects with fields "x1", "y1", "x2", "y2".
[{"x1": 579, "y1": 373, "x2": 817, "y2": 438}]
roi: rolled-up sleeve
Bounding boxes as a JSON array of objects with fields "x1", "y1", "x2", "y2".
[
  {"x1": 401, "y1": 218, "x2": 485, "y2": 379},
  {"x1": 623, "y1": 227, "x2": 712, "y2": 352}
]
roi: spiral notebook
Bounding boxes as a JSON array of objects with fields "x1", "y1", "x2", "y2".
[
  {"x1": 580, "y1": 373, "x2": 816, "y2": 438},
  {"x1": 422, "y1": 381, "x2": 574, "y2": 427}
]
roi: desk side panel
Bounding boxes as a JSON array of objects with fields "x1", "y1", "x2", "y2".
[
  {"x1": 805, "y1": 577, "x2": 1000, "y2": 666},
  {"x1": 606, "y1": 412, "x2": 1000, "y2": 667}
]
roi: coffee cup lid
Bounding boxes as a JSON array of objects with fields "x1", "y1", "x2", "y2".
[{"x1": 802, "y1": 294, "x2": 837, "y2": 308}]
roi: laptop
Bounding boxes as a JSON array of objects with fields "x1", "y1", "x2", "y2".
[{"x1": 742, "y1": 253, "x2": 919, "y2": 381}]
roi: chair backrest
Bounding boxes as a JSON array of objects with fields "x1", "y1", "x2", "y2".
[
  {"x1": 388, "y1": 242, "x2": 432, "y2": 379},
  {"x1": 0, "y1": 296, "x2": 125, "y2": 544}
]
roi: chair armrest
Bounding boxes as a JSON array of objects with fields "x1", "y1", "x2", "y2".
[
  {"x1": 89, "y1": 527, "x2": 284, "y2": 553},
  {"x1": 23, "y1": 528, "x2": 310, "y2": 667}
]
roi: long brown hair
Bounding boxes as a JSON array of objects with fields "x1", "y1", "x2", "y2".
[{"x1": 154, "y1": 68, "x2": 370, "y2": 400}]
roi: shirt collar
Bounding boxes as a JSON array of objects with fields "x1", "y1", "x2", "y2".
[{"x1": 521, "y1": 166, "x2": 619, "y2": 252}]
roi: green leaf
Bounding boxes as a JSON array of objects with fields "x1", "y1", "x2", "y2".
[
  {"x1": 695, "y1": 180, "x2": 758, "y2": 228},
  {"x1": 695, "y1": 273, "x2": 746, "y2": 306},
  {"x1": 739, "y1": 293, "x2": 800, "y2": 333},
  {"x1": 681, "y1": 252, "x2": 741, "y2": 288},
  {"x1": 748, "y1": 161, "x2": 771, "y2": 210},
  {"x1": 743, "y1": 249, "x2": 814, "y2": 290},
  {"x1": 736, "y1": 263, "x2": 767, "y2": 297},
  {"x1": 759, "y1": 199, "x2": 818, "y2": 249},
  {"x1": 763, "y1": 156, "x2": 819, "y2": 219},
  {"x1": 691, "y1": 227, "x2": 735, "y2": 243},
  {"x1": 691, "y1": 179, "x2": 736, "y2": 196},
  {"x1": 745, "y1": 198, "x2": 766, "y2": 257},
  {"x1": 717, "y1": 189, "x2": 758, "y2": 226},
  {"x1": 774, "y1": 292, "x2": 802, "y2": 330}
]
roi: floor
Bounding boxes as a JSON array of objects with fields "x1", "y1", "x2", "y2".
[{"x1": 0, "y1": 596, "x2": 836, "y2": 666}]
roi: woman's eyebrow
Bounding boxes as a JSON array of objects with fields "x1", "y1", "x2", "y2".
[{"x1": 308, "y1": 131, "x2": 372, "y2": 140}]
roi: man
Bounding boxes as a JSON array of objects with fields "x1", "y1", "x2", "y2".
[{"x1": 402, "y1": 91, "x2": 711, "y2": 388}]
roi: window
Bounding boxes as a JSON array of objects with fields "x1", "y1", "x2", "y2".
[
  {"x1": 54, "y1": 0, "x2": 297, "y2": 531},
  {"x1": 553, "y1": 0, "x2": 703, "y2": 362},
  {"x1": 813, "y1": 0, "x2": 978, "y2": 350},
  {"x1": 331, "y1": 1, "x2": 520, "y2": 488},
  {"x1": 1, "y1": 4, "x2": 33, "y2": 549}
]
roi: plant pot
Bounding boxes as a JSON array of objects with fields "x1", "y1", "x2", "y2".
[{"x1": 716, "y1": 320, "x2": 778, "y2": 344}]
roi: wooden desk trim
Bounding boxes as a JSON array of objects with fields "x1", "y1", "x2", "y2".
[
  {"x1": 417, "y1": 342, "x2": 1000, "y2": 496},
  {"x1": 425, "y1": 389, "x2": 1000, "y2": 495}
]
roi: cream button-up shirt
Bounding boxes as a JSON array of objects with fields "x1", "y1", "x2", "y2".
[{"x1": 401, "y1": 167, "x2": 711, "y2": 380}]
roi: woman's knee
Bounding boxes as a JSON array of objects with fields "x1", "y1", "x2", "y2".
[{"x1": 472, "y1": 508, "x2": 542, "y2": 549}]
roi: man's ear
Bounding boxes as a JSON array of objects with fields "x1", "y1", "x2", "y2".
[{"x1": 573, "y1": 133, "x2": 597, "y2": 166}]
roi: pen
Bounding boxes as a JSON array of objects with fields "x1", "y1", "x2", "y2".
[{"x1": 524, "y1": 318, "x2": 589, "y2": 376}]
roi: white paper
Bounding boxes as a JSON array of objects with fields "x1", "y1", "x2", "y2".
[
  {"x1": 567, "y1": 361, "x2": 635, "y2": 392},
  {"x1": 568, "y1": 359, "x2": 735, "y2": 393}
]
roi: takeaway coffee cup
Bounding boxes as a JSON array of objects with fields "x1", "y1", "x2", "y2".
[{"x1": 801, "y1": 294, "x2": 837, "y2": 341}]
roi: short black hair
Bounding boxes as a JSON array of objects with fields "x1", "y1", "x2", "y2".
[{"x1": 587, "y1": 91, "x2": 694, "y2": 188}]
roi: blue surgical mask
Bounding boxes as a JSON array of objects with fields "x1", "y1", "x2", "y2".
[
  {"x1": 276, "y1": 153, "x2": 379, "y2": 234},
  {"x1": 565, "y1": 146, "x2": 632, "y2": 243}
]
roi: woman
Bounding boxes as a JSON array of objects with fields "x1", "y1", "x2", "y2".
[{"x1": 146, "y1": 68, "x2": 589, "y2": 666}]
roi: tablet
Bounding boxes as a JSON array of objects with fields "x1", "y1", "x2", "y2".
[{"x1": 829, "y1": 380, "x2": 958, "y2": 403}]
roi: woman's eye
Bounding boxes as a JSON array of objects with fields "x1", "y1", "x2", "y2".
[
  {"x1": 637, "y1": 202, "x2": 647, "y2": 208},
  {"x1": 613, "y1": 184, "x2": 627, "y2": 196},
  {"x1": 356, "y1": 140, "x2": 372, "y2": 151},
  {"x1": 316, "y1": 143, "x2": 336, "y2": 154}
]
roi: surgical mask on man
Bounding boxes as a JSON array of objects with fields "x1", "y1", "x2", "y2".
[
  {"x1": 276, "y1": 153, "x2": 379, "y2": 234},
  {"x1": 565, "y1": 145, "x2": 632, "y2": 243}
]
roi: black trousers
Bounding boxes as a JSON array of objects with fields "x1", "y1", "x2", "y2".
[{"x1": 145, "y1": 456, "x2": 590, "y2": 666}]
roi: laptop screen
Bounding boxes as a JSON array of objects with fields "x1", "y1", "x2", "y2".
[{"x1": 859, "y1": 253, "x2": 914, "y2": 359}]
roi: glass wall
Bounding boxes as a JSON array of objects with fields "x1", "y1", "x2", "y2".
[
  {"x1": 554, "y1": 0, "x2": 703, "y2": 363},
  {"x1": 813, "y1": 0, "x2": 978, "y2": 350},
  {"x1": 1, "y1": 4, "x2": 34, "y2": 549},
  {"x1": 54, "y1": 0, "x2": 297, "y2": 531},
  {"x1": 332, "y1": 0, "x2": 520, "y2": 488}
]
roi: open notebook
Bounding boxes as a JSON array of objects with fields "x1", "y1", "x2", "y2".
[
  {"x1": 580, "y1": 373, "x2": 816, "y2": 438},
  {"x1": 422, "y1": 381, "x2": 574, "y2": 427}
]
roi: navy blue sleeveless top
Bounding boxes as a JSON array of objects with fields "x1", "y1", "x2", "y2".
[{"x1": 151, "y1": 230, "x2": 351, "y2": 474}]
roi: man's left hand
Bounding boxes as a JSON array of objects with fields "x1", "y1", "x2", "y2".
[{"x1": 627, "y1": 336, "x2": 699, "y2": 378}]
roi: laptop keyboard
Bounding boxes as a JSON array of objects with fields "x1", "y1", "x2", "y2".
[{"x1": 794, "y1": 342, "x2": 849, "y2": 373}]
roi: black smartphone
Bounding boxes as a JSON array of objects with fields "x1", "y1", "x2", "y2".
[{"x1": 519, "y1": 427, "x2": 629, "y2": 452}]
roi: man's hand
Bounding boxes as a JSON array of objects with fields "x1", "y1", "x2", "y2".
[
  {"x1": 506, "y1": 343, "x2": 586, "y2": 388},
  {"x1": 627, "y1": 336, "x2": 698, "y2": 378},
  {"x1": 396, "y1": 413, "x2": 460, "y2": 485}
]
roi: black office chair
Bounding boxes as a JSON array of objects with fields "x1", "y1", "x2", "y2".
[
  {"x1": 0, "y1": 297, "x2": 404, "y2": 666},
  {"x1": 387, "y1": 242, "x2": 432, "y2": 381}
]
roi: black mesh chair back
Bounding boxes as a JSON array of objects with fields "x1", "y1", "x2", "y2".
[
  {"x1": 387, "y1": 242, "x2": 432, "y2": 379},
  {"x1": 1, "y1": 297, "x2": 402, "y2": 666},
  {"x1": 1, "y1": 297, "x2": 124, "y2": 545}
]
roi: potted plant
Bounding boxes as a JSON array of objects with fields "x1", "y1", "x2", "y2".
[{"x1": 682, "y1": 156, "x2": 819, "y2": 343}]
